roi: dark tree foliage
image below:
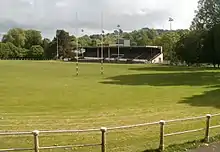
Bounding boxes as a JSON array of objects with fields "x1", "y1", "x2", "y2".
[
  {"x1": 24, "y1": 30, "x2": 42, "y2": 49},
  {"x1": 28, "y1": 45, "x2": 44, "y2": 59},
  {"x1": 191, "y1": 0, "x2": 220, "y2": 30}
]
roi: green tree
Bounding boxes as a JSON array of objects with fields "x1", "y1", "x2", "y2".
[
  {"x1": 7, "y1": 42, "x2": 22, "y2": 58},
  {"x1": 175, "y1": 31, "x2": 205, "y2": 65},
  {"x1": 0, "y1": 42, "x2": 29, "y2": 59},
  {"x1": 152, "y1": 32, "x2": 181, "y2": 61},
  {"x1": 103, "y1": 34, "x2": 115, "y2": 46},
  {"x1": 2, "y1": 28, "x2": 26, "y2": 47},
  {"x1": 142, "y1": 28, "x2": 158, "y2": 40},
  {"x1": 29, "y1": 45, "x2": 44, "y2": 59},
  {"x1": 202, "y1": 23, "x2": 220, "y2": 67},
  {"x1": 90, "y1": 39, "x2": 97, "y2": 46},
  {"x1": 213, "y1": 24, "x2": 220, "y2": 67},
  {"x1": 42, "y1": 38, "x2": 50, "y2": 51},
  {"x1": 130, "y1": 30, "x2": 151, "y2": 46},
  {"x1": 78, "y1": 35, "x2": 91, "y2": 47},
  {"x1": 24, "y1": 30, "x2": 42, "y2": 49},
  {"x1": 191, "y1": 0, "x2": 220, "y2": 30},
  {"x1": 0, "y1": 43, "x2": 10, "y2": 59},
  {"x1": 56, "y1": 30, "x2": 73, "y2": 59},
  {"x1": 45, "y1": 38, "x2": 57, "y2": 59},
  {"x1": 122, "y1": 32, "x2": 133, "y2": 41}
]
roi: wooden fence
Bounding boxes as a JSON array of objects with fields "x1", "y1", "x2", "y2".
[{"x1": 0, "y1": 113, "x2": 220, "y2": 152}]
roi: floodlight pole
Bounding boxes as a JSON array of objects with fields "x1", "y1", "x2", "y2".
[
  {"x1": 168, "y1": 17, "x2": 174, "y2": 63},
  {"x1": 117, "y1": 25, "x2": 120, "y2": 59},
  {"x1": 169, "y1": 17, "x2": 174, "y2": 31},
  {"x1": 169, "y1": 21, "x2": 172, "y2": 31}
]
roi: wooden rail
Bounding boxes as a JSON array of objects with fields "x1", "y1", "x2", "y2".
[{"x1": 0, "y1": 113, "x2": 220, "y2": 152}]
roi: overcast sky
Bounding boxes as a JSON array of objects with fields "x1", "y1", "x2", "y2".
[{"x1": 0, "y1": 0, "x2": 198, "y2": 39}]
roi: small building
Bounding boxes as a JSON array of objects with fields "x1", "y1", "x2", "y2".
[{"x1": 78, "y1": 45, "x2": 163, "y2": 64}]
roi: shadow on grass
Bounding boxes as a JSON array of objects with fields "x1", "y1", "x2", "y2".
[
  {"x1": 142, "y1": 140, "x2": 203, "y2": 152},
  {"x1": 101, "y1": 72, "x2": 220, "y2": 86},
  {"x1": 101, "y1": 72, "x2": 220, "y2": 109},
  {"x1": 129, "y1": 66, "x2": 216, "y2": 72},
  {"x1": 180, "y1": 88, "x2": 220, "y2": 109},
  {"x1": 143, "y1": 134, "x2": 220, "y2": 152}
]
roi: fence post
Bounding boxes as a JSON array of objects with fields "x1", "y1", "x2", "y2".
[
  {"x1": 100, "y1": 127, "x2": 107, "y2": 152},
  {"x1": 32, "y1": 130, "x2": 40, "y2": 152},
  {"x1": 159, "y1": 120, "x2": 165, "y2": 151},
  {"x1": 205, "y1": 114, "x2": 211, "y2": 143}
]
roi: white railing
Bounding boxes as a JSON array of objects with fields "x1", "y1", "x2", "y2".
[{"x1": 0, "y1": 113, "x2": 220, "y2": 152}]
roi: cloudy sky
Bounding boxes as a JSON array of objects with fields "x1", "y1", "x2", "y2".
[{"x1": 0, "y1": 0, "x2": 198, "y2": 39}]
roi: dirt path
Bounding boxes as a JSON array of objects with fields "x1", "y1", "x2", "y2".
[{"x1": 188, "y1": 143, "x2": 220, "y2": 152}]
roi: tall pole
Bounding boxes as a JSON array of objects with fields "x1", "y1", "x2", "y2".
[
  {"x1": 169, "y1": 17, "x2": 174, "y2": 31},
  {"x1": 169, "y1": 21, "x2": 172, "y2": 31},
  {"x1": 76, "y1": 12, "x2": 79, "y2": 76},
  {"x1": 81, "y1": 29, "x2": 84, "y2": 58},
  {"x1": 101, "y1": 12, "x2": 104, "y2": 75},
  {"x1": 168, "y1": 17, "x2": 174, "y2": 64},
  {"x1": 117, "y1": 25, "x2": 120, "y2": 60}
]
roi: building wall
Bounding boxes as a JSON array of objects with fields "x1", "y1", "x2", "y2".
[
  {"x1": 115, "y1": 39, "x2": 131, "y2": 46},
  {"x1": 123, "y1": 40, "x2": 131, "y2": 46},
  {"x1": 151, "y1": 53, "x2": 163, "y2": 64}
]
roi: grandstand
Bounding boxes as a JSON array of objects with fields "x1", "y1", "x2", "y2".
[{"x1": 80, "y1": 45, "x2": 163, "y2": 64}]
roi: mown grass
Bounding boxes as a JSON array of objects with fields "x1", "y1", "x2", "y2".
[{"x1": 0, "y1": 60, "x2": 220, "y2": 152}]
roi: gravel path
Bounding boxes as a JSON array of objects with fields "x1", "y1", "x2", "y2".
[{"x1": 188, "y1": 143, "x2": 220, "y2": 152}]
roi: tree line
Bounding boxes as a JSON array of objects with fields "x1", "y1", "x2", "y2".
[
  {"x1": 174, "y1": 0, "x2": 220, "y2": 67},
  {"x1": 0, "y1": 0, "x2": 220, "y2": 67},
  {"x1": 0, "y1": 27, "x2": 186, "y2": 60}
]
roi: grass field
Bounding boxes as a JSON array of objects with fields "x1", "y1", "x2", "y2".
[{"x1": 0, "y1": 60, "x2": 220, "y2": 152}]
